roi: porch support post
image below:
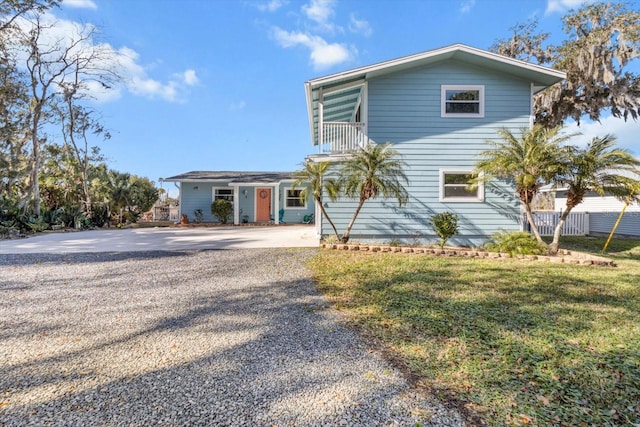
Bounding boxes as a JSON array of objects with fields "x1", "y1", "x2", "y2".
[
  {"x1": 274, "y1": 184, "x2": 280, "y2": 225},
  {"x1": 362, "y1": 81, "x2": 369, "y2": 144},
  {"x1": 233, "y1": 186, "x2": 239, "y2": 225},
  {"x1": 318, "y1": 88, "x2": 324, "y2": 154}
]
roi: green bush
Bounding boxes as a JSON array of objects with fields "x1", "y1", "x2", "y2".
[
  {"x1": 485, "y1": 230, "x2": 546, "y2": 256},
  {"x1": 429, "y1": 212, "x2": 459, "y2": 248},
  {"x1": 211, "y1": 199, "x2": 232, "y2": 224}
]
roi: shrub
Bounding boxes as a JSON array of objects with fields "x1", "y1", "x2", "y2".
[
  {"x1": 194, "y1": 208, "x2": 204, "y2": 223},
  {"x1": 91, "y1": 204, "x2": 110, "y2": 227},
  {"x1": 211, "y1": 199, "x2": 232, "y2": 224},
  {"x1": 388, "y1": 238, "x2": 402, "y2": 247},
  {"x1": 485, "y1": 230, "x2": 546, "y2": 256},
  {"x1": 429, "y1": 212, "x2": 459, "y2": 248}
]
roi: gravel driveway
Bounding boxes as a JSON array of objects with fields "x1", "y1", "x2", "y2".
[{"x1": 0, "y1": 249, "x2": 463, "y2": 426}]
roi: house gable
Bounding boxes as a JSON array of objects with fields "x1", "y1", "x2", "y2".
[
  {"x1": 305, "y1": 44, "x2": 566, "y2": 148},
  {"x1": 305, "y1": 45, "x2": 565, "y2": 245}
]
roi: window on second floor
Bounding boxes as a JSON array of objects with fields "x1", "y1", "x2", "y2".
[
  {"x1": 439, "y1": 170, "x2": 484, "y2": 202},
  {"x1": 441, "y1": 85, "x2": 484, "y2": 118},
  {"x1": 285, "y1": 188, "x2": 307, "y2": 209}
]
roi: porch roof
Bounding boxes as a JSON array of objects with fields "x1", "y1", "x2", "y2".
[
  {"x1": 304, "y1": 43, "x2": 567, "y2": 146},
  {"x1": 163, "y1": 171, "x2": 295, "y2": 184}
]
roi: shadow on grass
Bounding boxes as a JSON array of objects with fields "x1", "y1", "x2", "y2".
[
  {"x1": 311, "y1": 252, "x2": 640, "y2": 426},
  {"x1": 553, "y1": 236, "x2": 640, "y2": 261}
]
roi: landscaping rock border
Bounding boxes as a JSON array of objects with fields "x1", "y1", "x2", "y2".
[{"x1": 320, "y1": 243, "x2": 616, "y2": 267}]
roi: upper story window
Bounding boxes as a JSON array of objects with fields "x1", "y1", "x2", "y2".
[
  {"x1": 285, "y1": 188, "x2": 307, "y2": 209},
  {"x1": 439, "y1": 170, "x2": 484, "y2": 202},
  {"x1": 441, "y1": 85, "x2": 484, "y2": 118}
]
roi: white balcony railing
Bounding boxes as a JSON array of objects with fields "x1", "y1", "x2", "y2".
[{"x1": 320, "y1": 122, "x2": 367, "y2": 154}]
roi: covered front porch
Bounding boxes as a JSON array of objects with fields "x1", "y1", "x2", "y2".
[{"x1": 163, "y1": 171, "x2": 315, "y2": 226}]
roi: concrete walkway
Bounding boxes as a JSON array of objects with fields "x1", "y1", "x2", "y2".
[{"x1": 0, "y1": 225, "x2": 319, "y2": 254}]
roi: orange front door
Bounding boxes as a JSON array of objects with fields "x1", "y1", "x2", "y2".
[{"x1": 255, "y1": 188, "x2": 272, "y2": 222}]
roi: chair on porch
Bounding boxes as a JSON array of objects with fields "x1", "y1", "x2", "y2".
[{"x1": 270, "y1": 209, "x2": 286, "y2": 223}]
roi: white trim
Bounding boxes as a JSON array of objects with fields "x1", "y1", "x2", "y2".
[
  {"x1": 233, "y1": 186, "x2": 239, "y2": 225},
  {"x1": 177, "y1": 182, "x2": 183, "y2": 220},
  {"x1": 529, "y1": 82, "x2": 535, "y2": 128},
  {"x1": 362, "y1": 81, "x2": 368, "y2": 144},
  {"x1": 441, "y1": 85, "x2": 484, "y2": 118},
  {"x1": 439, "y1": 170, "x2": 484, "y2": 202},
  {"x1": 283, "y1": 187, "x2": 308, "y2": 209},
  {"x1": 318, "y1": 90, "x2": 324, "y2": 153},
  {"x1": 274, "y1": 185, "x2": 280, "y2": 224}
]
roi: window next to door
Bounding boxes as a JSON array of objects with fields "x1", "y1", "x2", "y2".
[
  {"x1": 213, "y1": 188, "x2": 234, "y2": 204},
  {"x1": 285, "y1": 188, "x2": 307, "y2": 209}
]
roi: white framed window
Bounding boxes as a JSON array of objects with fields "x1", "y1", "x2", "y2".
[
  {"x1": 439, "y1": 170, "x2": 484, "y2": 202},
  {"x1": 441, "y1": 85, "x2": 484, "y2": 118},
  {"x1": 212, "y1": 187, "x2": 234, "y2": 204},
  {"x1": 284, "y1": 187, "x2": 307, "y2": 209}
]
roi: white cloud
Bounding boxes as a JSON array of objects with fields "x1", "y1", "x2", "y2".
[
  {"x1": 182, "y1": 69, "x2": 199, "y2": 86},
  {"x1": 460, "y1": 0, "x2": 476, "y2": 14},
  {"x1": 561, "y1": 116, "x2": 640, "y2": 156},
  {"x1": 13, "y1": 13, "x2": 197, "y2": 103},
  {"x1": 229, "y1": 101, "x2": 247, "y2": 111},
  {"x1": 272, "y1": 27, "x2": 352, "y2": 69},
  {"x1": 256, "y1": 0, "x2": 288, "y2": 12},
  {"x1": 302, "y1": 0, "x2": 334, "y2": 24},
  {"x1": 545, "y1": 0, "x2": 590, "y2": 15},
  {"x1": 302, "y1": 0, "x2": 340, "y2": 33},
  {"x1": 348, "y1": 14, "x2": 372, "y2": 37},
  {"x1": 62, "y1": 0, "x2": 98, "y2": 9}
]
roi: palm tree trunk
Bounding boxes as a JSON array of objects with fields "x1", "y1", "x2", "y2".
[
  {"x1": 523, "y1": 203, "x2": 545, "y2": 244},
  {"x1": 315, "y1": 196, "x2": 341, "y2": 241},
  {"x1": 548, "y1": 208, "x2": 572, "y2": 255},
  {"x1": 340, "y1": 198, "x2": 366, "y2": 243}
]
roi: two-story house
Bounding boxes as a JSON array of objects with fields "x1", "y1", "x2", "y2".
[{"x1": 304, "y1": 43, "x2": 566, "y2": 245}]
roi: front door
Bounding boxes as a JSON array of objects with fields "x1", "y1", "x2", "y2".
[{"x1": 255, "y1": 188, "x2": 271, "y2": 222}]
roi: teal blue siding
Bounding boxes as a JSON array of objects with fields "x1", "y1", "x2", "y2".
[
  {"x1": 280, "y1": 183, "x2": 314, "y2": 223},
  {"x1": 322, "y1": 59, "x2": 527, "y2": 245},
  {"x1": 180, "y1": 182, "x2": 314, "y2": 224},
  {"x1": 181, "y1": 183, "x2": 215, "y2": 222},
  {"x1": 239, "y1": 187, "x2": 255, "y2": 222},
  {"x1": 590, "y1": 212, "x2": 640, "y2": 237}
]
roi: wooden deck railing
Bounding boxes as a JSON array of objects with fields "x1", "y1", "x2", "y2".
[{"x1": 320, "y1": 122, "x2": 367, "y2": 154}]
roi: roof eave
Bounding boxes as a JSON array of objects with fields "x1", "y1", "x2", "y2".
[{"x1": 305, "y1": 43, "x2": 566, "y2": 89}]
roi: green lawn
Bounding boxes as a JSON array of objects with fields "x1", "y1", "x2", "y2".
[{"x1": 308, "y1": 237, "x2": 640, "y2": 426}]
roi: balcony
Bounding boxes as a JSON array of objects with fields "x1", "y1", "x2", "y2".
[{"x1": 318, "y1": 122, "x2": 367, "y2": 155}]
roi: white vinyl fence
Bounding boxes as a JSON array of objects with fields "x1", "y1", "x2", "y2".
[{"x1": 527, "y1": 211, "x2": 590, "y2": 236}]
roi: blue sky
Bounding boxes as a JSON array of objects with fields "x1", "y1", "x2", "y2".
[{"x1": 42, "y1": 0, "x2": 640, "y2": 196}]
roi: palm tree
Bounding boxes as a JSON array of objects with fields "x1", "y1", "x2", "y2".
[
  {"x1": 339, "y1": 142, "x2": 409, "y2": 243},
  {"x1": 548, "y1": 135, "x2": 640, "y2": 254},
  {"x1": 292, "y1": 160, "x2": 341, "y2": 240},
  {"x1": 475, "y1": 125, "x2": 575, "y2": 244}
]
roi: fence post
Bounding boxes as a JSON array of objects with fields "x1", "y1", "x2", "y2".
[{"x1": 584, "y1": 213, "x2": 590, "y2": 236}]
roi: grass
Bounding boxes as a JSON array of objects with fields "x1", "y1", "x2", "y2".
[{"x1": 308, "y1": 237, "x2": 640, "y2": 426}]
